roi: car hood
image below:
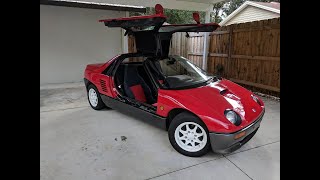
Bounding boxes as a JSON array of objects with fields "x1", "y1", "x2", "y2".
[
  {"x1": 184, "y1": 79, "x2": 264, "y2": 129},
  {"x1": 158, "y1": 79, "x2": 264, "y2": 132}
]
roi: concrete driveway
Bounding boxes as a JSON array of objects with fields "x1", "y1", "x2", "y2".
[{"x1": 40, "y1": 83, "x2": 280, "y2": 180}]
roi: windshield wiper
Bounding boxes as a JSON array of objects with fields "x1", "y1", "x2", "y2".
[
  {"x1": 205, "y1": 76, "x2": 219, "y2": 83},
  {"x1": 205, "y1": 77, "x2": 213, "y2": 83}
]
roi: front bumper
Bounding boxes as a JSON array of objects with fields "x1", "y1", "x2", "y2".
[{"x1": 209, "y1": 109, "x2": 265, "y2": 154}]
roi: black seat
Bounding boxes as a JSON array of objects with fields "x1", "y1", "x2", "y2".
[
  {"x1": 145, "y1": 59, "x2": 166, "y2": 85},
  {"x1": 115, "y1": 65, "x2": 125, "y2": 94},
  {"x1": 123, "y1": 65, "x2": 155, "y2": 104}
]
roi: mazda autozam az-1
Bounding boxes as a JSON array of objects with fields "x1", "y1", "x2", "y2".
[{"x1": 84, "y1": 4, "x2": 265, "y2": 157}]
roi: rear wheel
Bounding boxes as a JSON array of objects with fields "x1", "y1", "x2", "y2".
[
  {"x1": 168, "y1": 112, "x2": 210, "y2": 157},
  {"x1": 87, "y1": 84, "x2": 106, "y2": 110}
]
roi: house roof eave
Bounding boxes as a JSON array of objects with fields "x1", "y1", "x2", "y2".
[{"x1": 219, "y1": 1, "x2": 280, "y2": 26}]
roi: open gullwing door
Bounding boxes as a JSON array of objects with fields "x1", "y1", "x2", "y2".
[{"x1": 99, "y1": 4, "x2": 220, "y2": 57}]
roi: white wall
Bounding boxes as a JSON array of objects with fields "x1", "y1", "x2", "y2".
[
  {"x1": 40, "y1": 5, "x2": 125, "y2": 85},
  {"x1": 225, "y1": 6, "x2": 279, "y2": 26}
]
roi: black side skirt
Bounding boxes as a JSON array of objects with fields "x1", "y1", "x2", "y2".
[{"x1": 101, "y1": 95, "x2": 167, "y2": 130}]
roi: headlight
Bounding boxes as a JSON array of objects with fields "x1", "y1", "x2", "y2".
[
  {"x1": 251, "y1": 94, "x2": 262, "y2": 106},
  {"x1": 224, "y1": 110, "x2": 241, "y2": 126}
]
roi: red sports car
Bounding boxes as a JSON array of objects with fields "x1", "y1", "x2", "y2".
[{"x1": 84, "y1": 5, "x2": 265, "y2": 157}]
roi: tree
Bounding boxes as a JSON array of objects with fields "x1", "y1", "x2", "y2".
[
  {"x1": 211, "y1": 2, "x2": 226, "y2": 23},
  {"x1": 163, "y1": 9, "x2": 206, "y2": 24},
  {"x1": 130, "y1": 7, "x2": 206, "y2": 24},
  {"x1": 223, "y1": 0, "x2": 246, "y2": 16}
]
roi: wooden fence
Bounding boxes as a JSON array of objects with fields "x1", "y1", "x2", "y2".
[{"x1": 128, "y1": 18, "x2": 280, "y2": 95}]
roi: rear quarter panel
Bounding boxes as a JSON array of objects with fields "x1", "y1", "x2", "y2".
[{"x1": 84, "y1": 55, "x2": 119, "y2": 98}]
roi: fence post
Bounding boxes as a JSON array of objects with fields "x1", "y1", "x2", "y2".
[
  {"x1": 202, "y1": 10, "x2": 211, "y2": 71},
  {"x1": 122, "y1": 11, "x2": 129, "y2": 53}
]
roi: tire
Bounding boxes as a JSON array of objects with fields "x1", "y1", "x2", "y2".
[
  {"x1": 87, "y1": 84, "x2": 106, "y2": 110},
  {"x1": 168, "y1": 112, "x2": 210, "y2": 157}
]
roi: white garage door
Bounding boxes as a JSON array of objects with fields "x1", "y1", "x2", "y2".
[{"x1": 40, "y1": 5, "x2": 125, "y2": 85}]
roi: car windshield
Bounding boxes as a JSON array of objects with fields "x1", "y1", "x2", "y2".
[{"x1": 157, "y1": 55, "x2": 212, "y2": 89}]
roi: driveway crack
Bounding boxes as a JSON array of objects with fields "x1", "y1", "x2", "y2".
[
  {"x1": 40, "y1": 106, "x2": 88, "y2": 113},
  {"x1": 223, "y1": 155, "x2": 253, "y2": 180},
  {"x1": 226, "y1": 140, "x2": 280, "y2": 156},
  {"x1": 144, "y1": 156, "x2": 224, "y2": 180}
]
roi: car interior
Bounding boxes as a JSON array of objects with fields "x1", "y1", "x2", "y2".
[
  {"x1": 114, "y1": 59, "x2": 162, "y2": 107},
  {"x1": 113, "y1": 55, "x2": 211, "y2": 107}
]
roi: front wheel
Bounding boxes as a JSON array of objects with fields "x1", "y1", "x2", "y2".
[
  {"x1": 87, "y1": 84, "x2": 106, "y2": 110},
  {"x1": 168, "y1": 112, "x2": 210, "y2": 157}
]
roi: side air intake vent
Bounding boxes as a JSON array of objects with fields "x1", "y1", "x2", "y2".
[{"x1": 100, "y1": 79, "x2": 107, "y2": 92}]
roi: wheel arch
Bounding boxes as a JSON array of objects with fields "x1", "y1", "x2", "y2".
[
  {"x1": 84, "y1": 78, "x2": 93, "y2": 90},
  {"x1": 166, "y1": 108, "x2": 205, "y2": 130}
]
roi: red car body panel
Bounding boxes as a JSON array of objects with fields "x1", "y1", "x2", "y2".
[
  {"x1": 84, "y1": 55, "x2": 264, "y2": 134},
  {"x1": 157, "y1": 80, "x2": 264, "y2": 133},
  {"x1": 84, "y1": 55, "x2": 119, "y2": 98}
]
